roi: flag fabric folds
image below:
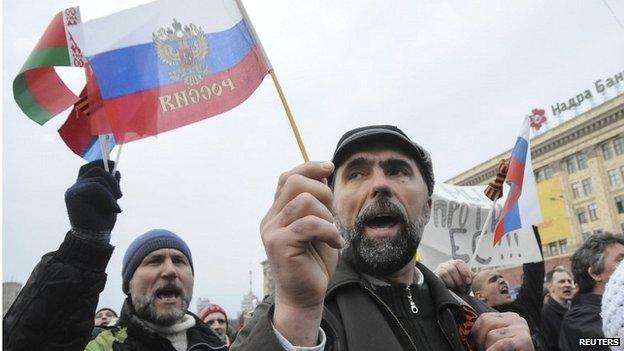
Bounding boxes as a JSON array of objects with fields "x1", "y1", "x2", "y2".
[
  {"x1": 13, "y1": 7, "x2": 85, "y2": 125},
  {"x1": 58, "y1": 86, "x2": 115, "y2": 161},
  {"x1": 69, "y1": 0, "x2": 271, "y2": 144},
  {"x1": 493, "y1": 117, "x2": 542, "y2": 245}
]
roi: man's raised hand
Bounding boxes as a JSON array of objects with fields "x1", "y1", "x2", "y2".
[{"x1": 261, "y1": 161, "x2": 343, "y2": 346}]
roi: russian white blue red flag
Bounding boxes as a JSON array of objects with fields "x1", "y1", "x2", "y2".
[
  {"x1": 69, "y1": 0, "x2": 270, "y2": 143},
  {"x1": 493, "y1": 117, "x2": 542, "y2": 245}
]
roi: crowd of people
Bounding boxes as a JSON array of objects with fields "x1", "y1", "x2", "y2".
[{"x1": 3, "y1": 125, "x2": 624, "y2": 351}]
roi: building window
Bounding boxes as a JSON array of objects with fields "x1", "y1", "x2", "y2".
[
  {"x1": 577, "y1": 208, "x2": 588, "y2": 224},
  {"x1": 603, "y1": 143, "x2": 614, "y2": 160},
  {"x1": 549, "y1": 243, "x2": 559, "y2": 256},
  {"x1": 559, "y1": 239, "x2": 568, "y2": 254},
  {"x1": 535, "y1": 170, "x2": 544, "y2": 183},
  {"x1": 615, "y1": 136, "x2": 624, "y2": 156},
  {"x1": 621, "y1": 223, "x2": 624, "y2": 233},
  {"x1": 594, "y1": 229, "x2": 604, "y2": 236},
  {"x1": 588, "y1": 203, "x2": 598, "y2": 221},
  {"x1": 582, "y1": 232, "x2": 592, "y2": 242},
  {"x1": 582, "y1": 178, "x2": 592, "y2": 196},
  {"x1": 616, "y1": 195, "x2": 624, "y2": 214},
  {"x1": 566, "y1": 157, "x2": 576, "y2": 174},
  {"x1": 608, "y1": 169, "x2": 621, "y2": 187},
  {"x1": 572, "y1": 182, "x2": 581, "y2": 198},
  {"x1": 576, "y1": 153, "x2": 588, "y2": 170},
  {"x1": 535, "y1": 166, "x2": 553, "y2": 183}
]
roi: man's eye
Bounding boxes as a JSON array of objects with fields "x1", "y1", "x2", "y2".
[
  {"x1": 388, "y1": 167, "x2": 409, "y2": 176},
  {"x1": 348, "y1": 171, "x2": 364, "y2": 180}
]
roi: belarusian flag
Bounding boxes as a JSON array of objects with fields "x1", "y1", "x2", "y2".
[{"x1": 13, "y1": 7, "x2": 85, "y2": 125}]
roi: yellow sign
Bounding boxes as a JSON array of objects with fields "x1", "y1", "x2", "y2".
[{"x1": 537, "y1": 176, "x2": 571, "y2": 244}]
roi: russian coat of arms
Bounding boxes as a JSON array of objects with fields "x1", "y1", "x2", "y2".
[{"x1": 153, "y1": 19, "x2": 209, "y2": 85}]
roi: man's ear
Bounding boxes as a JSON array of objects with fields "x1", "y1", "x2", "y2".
[
  {"x1": 474, "y1": 291, "x2": 486, "y2": 303},
  {"x1": 423, "y1": 198, "x2": 433, "y2": 223},
  {"x1": 588, "y1": 266, "x2": 602, "y2": 282},
  {"x1": 547, "y1": 283, "x2": 555, "y2": 295}
]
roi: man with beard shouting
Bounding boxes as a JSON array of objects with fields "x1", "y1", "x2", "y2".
[
  {"x1": 231, "y1": 125, "x2": 533, "y2": 351},
  {"x1": 3, "y1": 161, "x2": 226, "y2": 351}
]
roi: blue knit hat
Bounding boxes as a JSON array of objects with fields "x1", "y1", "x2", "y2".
[{"x1": 122, "y1": 229, "x2": 194, "y2": 294}]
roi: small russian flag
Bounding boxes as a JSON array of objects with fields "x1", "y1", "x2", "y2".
[{"x1": 493, "y1": 117, "x2": 542, "y2": 245}]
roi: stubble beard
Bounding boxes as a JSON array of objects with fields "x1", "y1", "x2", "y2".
[{"x1": 338, "y1": 197, "x2": 428, "y2": 276}]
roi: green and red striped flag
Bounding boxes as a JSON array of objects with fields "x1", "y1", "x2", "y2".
[{"x1": 13, "y1": 7, "x2": 85, "y2": 125}]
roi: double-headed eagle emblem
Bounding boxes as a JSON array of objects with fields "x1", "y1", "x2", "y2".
[{"x1": 153, "y1": 19, "x2": 209, "y2": 85}]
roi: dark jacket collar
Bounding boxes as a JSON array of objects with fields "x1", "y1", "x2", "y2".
[
  {"x1": 118, "y1": 298, "x2": 225, "y2": 350},
  {"x1": 327, "y1": 257, "x2": 467, "y2": 315},
  {"x1": 546, "y1": 297, "x2": 569, "y2": 313},
  {"x1": 576, "y1": 293, "x2": 602, "y2": 307}
]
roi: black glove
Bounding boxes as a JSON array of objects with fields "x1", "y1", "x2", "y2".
[{"x1": 65, "y1": 160, "x2": 122, "y2": 233}]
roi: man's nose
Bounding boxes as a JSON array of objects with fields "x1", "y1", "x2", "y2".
[
  {"x1": 370, "y1": 168, "x2": 391, "y2": 198},
  {"x1": 160, "y1": 258, "x2": 179, "y2": 279}
]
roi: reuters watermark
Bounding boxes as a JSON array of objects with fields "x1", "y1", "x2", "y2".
[{"x1": 578, "y1": 338, "x2": 620, "y2": 347}]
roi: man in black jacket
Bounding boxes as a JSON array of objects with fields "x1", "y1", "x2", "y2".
[
  {"x1": 3, "y1": 161, "x2": 225, "y2": 351},
  {"x1": 231, "y1": 125, "x2": 533, "y2": 351},
  {"x1": 559, "y1": 233, "x2": 624, "y2": 351},
  {"x1": 541, "y1": 267, "x2": 574, "y2": 351}
]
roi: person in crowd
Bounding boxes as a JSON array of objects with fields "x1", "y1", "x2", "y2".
[
  {"x1": 559, "y1": 233, "x2": 624, "y2": 351},
  {"x1": 601, "y1": 256, "x2": 624, "y2": 351},
  {"x1": 200, "y1": 304, "x2": 232, "y2": 347},
  {"x1": 3, "y1": 161, "x2": 225, "y2": 351},
  {"x1": 435, "y1": 228, "x2": 547, "y2": 350},
  {"x1": 541, "y1": 267, "x2": 574, "y2": 351},
  {"x1": 94, "y1": 308, "x2": 119, "y2": 327},
  {"x1": 232, "y1": 125, "x2": 533, "y2": 351}
]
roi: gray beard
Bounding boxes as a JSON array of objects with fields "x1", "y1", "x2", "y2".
[
  {"x1": 338, "y1": 198, "x2": 427, "y2": 276},
  {"x1": 132, "y1": 293, "x2": 190, "y2": 327}
]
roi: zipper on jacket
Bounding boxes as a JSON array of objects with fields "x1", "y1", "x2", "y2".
[
  {"x1": 363, "y1": 285, "x2": 418, "y2": 351},
  {"x1": 406, "y1": 286, "x2": 419, "y2": 314}
]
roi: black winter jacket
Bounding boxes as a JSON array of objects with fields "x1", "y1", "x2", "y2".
[
  {"x1": 541, "y1": 297, "x2": 568, "y2": 351},
  {"x1": 231, "y1": 258, "x2": 493, "y2": 351},
  {"x1": 3, "y1": 232, "x2": 113, "y2": 351},
  {"x1": 558, "y1": 293, "x2": 606, "y2": 351}
]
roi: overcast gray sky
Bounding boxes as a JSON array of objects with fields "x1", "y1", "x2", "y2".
[{"x1": 4, "y1": 0, "x2": 624, "y2": 318}]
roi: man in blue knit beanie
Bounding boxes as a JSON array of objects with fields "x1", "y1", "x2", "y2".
[{"x1": 4, "y1": 160, "x2": 225, "y2": 351}]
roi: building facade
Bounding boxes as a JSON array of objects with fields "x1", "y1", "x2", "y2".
[
  {"x1": 196, "y1": 297, "x2": 211, "y2": 314},
  {"x1": 447, "y1": 94, "x2": 624, "y2": 266},
  {"x1": 3, "y1": 282, "x2": 23, "y2": 317},
  {"x1": 261, "y1": 259, "x2": 274, "y2": 297}
]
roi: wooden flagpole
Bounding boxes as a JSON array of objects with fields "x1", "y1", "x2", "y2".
[
  {"x1": 234, "y1": 0, "x2": 309, "y2": 162},
  {"x1": 269, "y1": 69, "x2": 309, "y2": 162}
]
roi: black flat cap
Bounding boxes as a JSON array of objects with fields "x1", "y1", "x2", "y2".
[{"x1": 329, "y1": 125, "x2": 434, "y2": 195}]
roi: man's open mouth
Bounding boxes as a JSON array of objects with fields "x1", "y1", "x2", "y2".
[
  {"x1": 365, "y1": 215, "x2": 399, "y2": 229},
  {"x1": 562, "y1": 287, "x2": 572, "y2": 294},
  {"x1": 499, "y1": 285, "x2": 509, "y2": 295},
  {"x1": 155, "y1": 287, "x2": 182, "y2": 301}
]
